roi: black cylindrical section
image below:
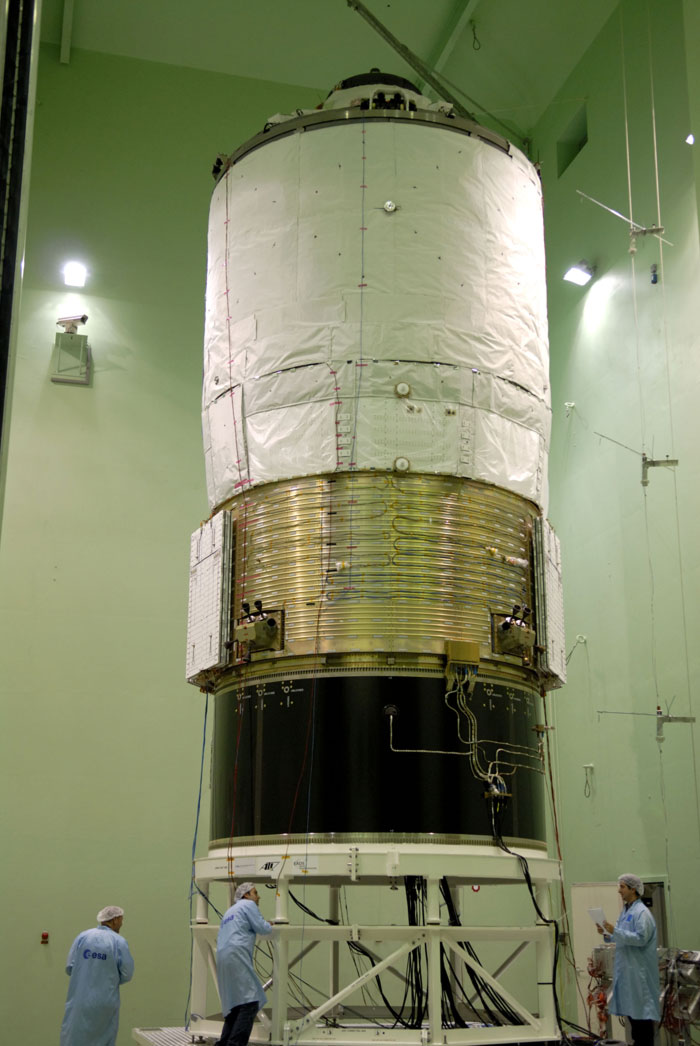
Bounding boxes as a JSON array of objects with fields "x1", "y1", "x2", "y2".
[{"x1": 211, "y1": 676, "x2": 545, "y2": 847}]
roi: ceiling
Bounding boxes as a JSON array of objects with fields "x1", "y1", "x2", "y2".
[{"x1": 39, "y1": 0, "x2": 620, "y2": 137}]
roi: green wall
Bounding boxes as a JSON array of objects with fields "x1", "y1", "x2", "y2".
[
  {"x1": 532, "y1": 0, "x2": 700, "y2": 959},
  {"x1": 0, "y1": 45, "x2": 321, "y2": 1046},
  {"x1": 2, "y1": 3, "x2": 700, "y2": 1042}
]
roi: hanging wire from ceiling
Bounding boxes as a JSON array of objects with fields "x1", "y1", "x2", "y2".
[{"x1": 469, "y1": 19, "x2": 481, "y2": 51}]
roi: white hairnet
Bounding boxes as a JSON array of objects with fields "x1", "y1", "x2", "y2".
[
  {"x1": 97, "y1": 905, "x2": 124, "y2": 922},
  {"x1": 618, "y1": 874, "x2": 644, "y2": 896},
  {"x1": 234, "y1": 882, "x2": 256, "y2": 902}
]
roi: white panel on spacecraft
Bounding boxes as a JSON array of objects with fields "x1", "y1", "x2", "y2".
[{"x1": 202, "y1": 80, "x2": 550, "y2": 513}]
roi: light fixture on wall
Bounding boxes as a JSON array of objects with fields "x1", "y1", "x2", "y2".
[
  {"x1": 686, "y1": 133, "x2": 695, "y2": 145},
  {"x1": 563, "y1": 260, "x2": 595, "y2": 286},
  {"x1": 62, "y1": 260, "x2": 87, "y2": 287}
]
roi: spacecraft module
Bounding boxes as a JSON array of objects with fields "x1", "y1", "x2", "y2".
[{"x1": 188, "y1": 70, "x2": 564, "y2": 850}]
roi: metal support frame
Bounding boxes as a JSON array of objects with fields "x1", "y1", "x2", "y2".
[{"x1": 185, "y1": 842, "x2": 561, "y2": 1046}]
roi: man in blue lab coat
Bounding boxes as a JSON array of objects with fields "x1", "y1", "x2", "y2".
[
  {"x1": 598, "y1": 874, "x2": 659, "y2": 1046},
  {"x1": 215, "y1": 882, "x2": 274, "y2": 1046},
  {"x1": 61, "y1": 905, "x2": 135, "y2": 1046}
]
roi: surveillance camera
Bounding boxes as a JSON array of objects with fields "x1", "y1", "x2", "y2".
[
  {"x1": 57, "y1": 314, "x2": 88, "y2": 326},
  {"x1": 56, "y1": 314, "x2": 88, "y2": 334}
]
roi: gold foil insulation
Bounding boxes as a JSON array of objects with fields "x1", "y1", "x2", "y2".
[{"x1": 222, "y1": 471, "x2": 537, "y2": 679}]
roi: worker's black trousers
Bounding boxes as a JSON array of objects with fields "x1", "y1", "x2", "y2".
[
  {"x1": 628, "y1": 1017, "x2": 655, "y2": 1046},
  {"x1": 215, "y1": 1001, "x2": 259, "y2": 1046}
]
